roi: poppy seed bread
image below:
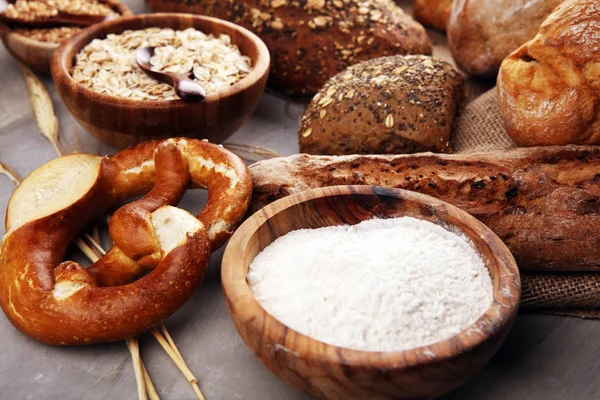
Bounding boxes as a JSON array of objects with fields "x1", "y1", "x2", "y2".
[{"x1": 299, "y1": 55, "x2": 464, "y2": 155}]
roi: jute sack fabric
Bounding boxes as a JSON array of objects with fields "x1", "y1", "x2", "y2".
[{"x1": 453, "y1": 87, "x2": 599, "y2": 317}]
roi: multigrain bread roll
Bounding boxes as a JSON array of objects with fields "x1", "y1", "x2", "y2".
[
  {"x1": 448, "y1": 0, "x2": 564, "y2": 77},
  {"x1": 299, "y1": 55, "x2": 464, "y2": 155},
  {"x1": 498, "y1": 0, "x2": 600, "y2": 146},
  {"x1": 144, "y1": 0, "x2": 432, "y2": 98},
  {"x1": 249, "y1": 146, "x2": 600, "y2": 272},
  {"x1": 413, "y1": 0, "x2": 452, "y2": 32}
]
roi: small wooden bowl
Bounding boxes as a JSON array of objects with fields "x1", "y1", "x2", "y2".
[
  {"x1": 0, "y1": 0, "x2": 131, "y2": 74},
  {"x1": 51, "y1": 13, "x2": 270, "y2": 149},
  {"x1": 222, "y1": 185, "x2": 520, "y2": 400}
]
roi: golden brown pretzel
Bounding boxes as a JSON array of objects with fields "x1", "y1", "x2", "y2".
[{"x1": 0, "y1": 138, "x2": 252, "y2": 345}]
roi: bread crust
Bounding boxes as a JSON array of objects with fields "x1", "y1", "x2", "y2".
[
  {"x1": 298, "y1": 55, "x2": 464, "y2": 155},
  {"x1": 249, "y1": 146, "x2": 600, "y2": 272},
  {"x1": 448, "y1": 0, "x2": 563, "y2": 77},
  {"x1": 498, "y1": 0, "x2": 600, "y2": 146},
  {"x1": 145, "y1": 0, "x2": 432, "y2": 98},
  {"x1": 413, "y1": 0, "x2": 452, "y2": 32}
]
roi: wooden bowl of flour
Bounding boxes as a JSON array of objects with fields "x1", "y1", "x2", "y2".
[{"x1": 222, "y1": 185, "x2": 520, "y2": 400}]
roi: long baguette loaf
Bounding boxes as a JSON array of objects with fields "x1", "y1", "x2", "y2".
[{"x1": 249, "y1": 146, "x2": 600, "y2": 272}]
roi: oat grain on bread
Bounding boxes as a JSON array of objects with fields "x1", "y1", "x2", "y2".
[
  {"x1": 448, "y1": 0, "x2": 564, "y2": 77},
  {"x1": 144, "y1": 0, "x2": 432, "y2": 98},
  {"x1": 299, "y1": 55, "x2": 464, "y2": 155},
  {"x1": 413, "y1": 0, "x2": 452, "y2": 32},
  {"x1": 249, "y1": 146, "x2": 600, "y2": 272},
  {"x1": 498, "y1": 0, "x2": 600, "y2": 146}
]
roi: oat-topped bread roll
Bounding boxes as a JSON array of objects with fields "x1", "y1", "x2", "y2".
[
  {"x1": 448, "y1": 0, "x2": 564, "y2": 77},
  {"x1": 144, "y1": 0, "x2": 432, "y2": 98},
  {"x1": 498, "y1": 0, "x2": 600, "y2": 146},
  {"x1": 413, "y1": 0, "x2": 452, "y2": 32},
  {"x1": 299, "y1": 55, "x2": 464, "y2": 155}
]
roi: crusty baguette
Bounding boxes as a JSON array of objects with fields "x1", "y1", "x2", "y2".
[
  {"x1": 299, "y1": 55, "x2": 464, "y2": 155},
  {"x1": 249, "y1": 146, "x2": 600, "y2": 272},
  {"x1": 413, "y1": 0, "x2": 452, "y2": 32},
  {"x1": 498, "y1": 0, "x2": 600, "y2": 146},
  {"x1": 144, "y1": 0, "x2": 432, "y2": 98},
  {"x1": 448, "y1": 0, "x2": 563, "y2": 77}
]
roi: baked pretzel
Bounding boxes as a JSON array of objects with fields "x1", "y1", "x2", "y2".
[{"x1": 0, "y1": 138, "x2": 252, "y2": 345}]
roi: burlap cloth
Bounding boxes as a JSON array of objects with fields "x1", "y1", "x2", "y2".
[{"x1": 453, "y1": 87, "x2": 599, "y2": 318}]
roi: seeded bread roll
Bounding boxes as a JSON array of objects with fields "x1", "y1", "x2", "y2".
[
  {"x1": 299, "y1": 55, "x2": 464, "y2": 155},
  {"x1": 144, "y1": 0, "x2": 432, "y2": 98},
  {"x1": 249, "y1": 146, "x2": 600, "y2": 272},
  {"x1": 498, "y1": 0, "x2": 600, "y2": 146},
  {"x1": 413, "y1": 0, "x2": 452, "y2": 32},
  {"x1": 448, "y1": 0, "x2": 563, "y2": 77}
]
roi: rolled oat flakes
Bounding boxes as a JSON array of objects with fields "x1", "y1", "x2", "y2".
[
  {"x1": 71, "y1": 27, "x2": 253, "y2": 101},
  {"x1": 4, "y1": 0, "x2": 117, "y2": 44}
]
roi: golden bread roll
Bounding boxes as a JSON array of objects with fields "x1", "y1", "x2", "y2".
[
  {"x1": 498, "y1": 0, "x2": 600, "y2": 146},
  {"x1": 448, "y1": 0, "x2": 563, "y2": 77},
  {"x1": 413, "y1": 0, "x2": 452, "y2": 32}
]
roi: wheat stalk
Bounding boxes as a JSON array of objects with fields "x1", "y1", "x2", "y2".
[
  {"x1": 0, "y1": 162, "x2": 21, "y2": 186},
  {"x1": 125, "y1": 336, "x2": 148, "y2": 400},
  {"x1": 222, "y1": 142, "x2": 282, "y2": 163},
  {"x1": 150, "y1": 328, "x2": 206, "y2": 400},
  {"x1": 141, "y1": 364, "x2": 160, "y2": 400},
  {"x1": 19, "y1": 63, "x2": 62, "y2": 156}
]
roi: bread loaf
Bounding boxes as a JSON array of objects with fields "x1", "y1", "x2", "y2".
[
  {"x1": 413, "y1": 0, "x2": 452, "y2": 32},
  {"x1": 448, "y1": 0, "x2": 563, "y2": 77},
  {"x1": 298, "y1": 55, "x2": 464, "y2": 155},
  {"x1": 498, "y1": 0, "x2": 600, "y2": 146},
  {"x1": 144, "y1": 0, "x2": 432, "y2": 98},
  {"x1": 249, "y1": 146, "x2": 600, "y2": 272}
]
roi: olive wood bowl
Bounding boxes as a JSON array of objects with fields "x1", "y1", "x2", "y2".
[
  {"x1": 222, "y1": 185, "x2": 521, "y2": 400},
  {"x1": 51, "y1": 13, "x2": 270, "y2": 149},
  {"x1": 0, "y1": 0, "x2": 131, "y2": 74}
]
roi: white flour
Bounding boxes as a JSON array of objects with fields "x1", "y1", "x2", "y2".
[{"x1": 247, "y1": 217, "x2": 493, "y2": 352}]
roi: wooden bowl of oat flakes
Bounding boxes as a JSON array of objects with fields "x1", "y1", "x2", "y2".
[
  {"x1": 222, "y1": 185, "x2": 521, "y2": 400},
  {"x1": 52, "y1": 13, "x2": 270, "y2": 148},
  {"x1": 0, "y1": 0, "x2": 131, "y2": 74}
]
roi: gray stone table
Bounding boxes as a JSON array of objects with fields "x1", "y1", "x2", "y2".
[{"x1": 0, "y1": 1, "x2": 599, "y2": 399}]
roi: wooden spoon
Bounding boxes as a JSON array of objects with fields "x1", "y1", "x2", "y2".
[
  {"x1": 135, "y1": 46, "x2": 206, "y2": 102},
  {"x1": 0, "y1": 0, "x2": 114, "y2": 28}
]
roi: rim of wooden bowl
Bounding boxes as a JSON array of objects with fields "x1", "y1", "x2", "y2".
[
  {"x1": 51, "y1": 12, "x2": 270, "y2": 108},
  {"x1": 0, "y1": 0, "x2": 132, "y2": 51},
  {"x1": 222, "y1": 185, "x2": 521, "y2": 370}
]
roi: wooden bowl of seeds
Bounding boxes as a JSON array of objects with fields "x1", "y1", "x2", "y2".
[
  {"x1": 0, "y1": 0, "x2": 131, "y2": 74},
  {"x1": 51, "y1": 13, "x2": 270, "y2": 148},
  {"x1": 222, "y1": 185, "x2": 521, "y2": 400}
]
